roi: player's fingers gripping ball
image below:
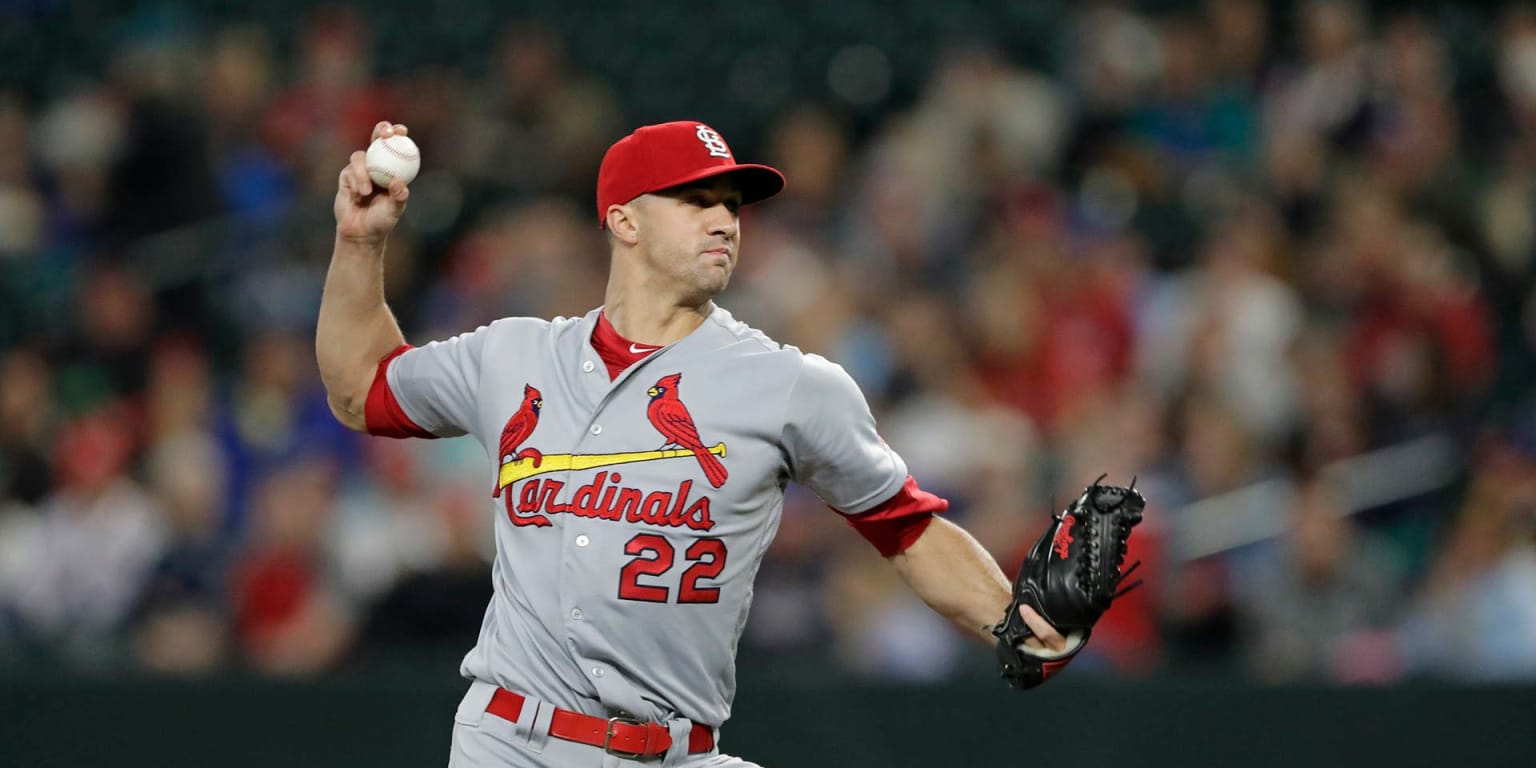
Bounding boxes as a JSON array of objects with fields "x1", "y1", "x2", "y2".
[
  {"x1": 994, "y1": 475, "x2": 1146, "y2": 689},
  {"x1": 366, "y1": 134, "x2": 421, "y2": 187}
]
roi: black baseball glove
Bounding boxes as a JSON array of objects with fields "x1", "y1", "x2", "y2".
[{"x1": 993, "y1": 475, "x2": 1145, "y2": 689}]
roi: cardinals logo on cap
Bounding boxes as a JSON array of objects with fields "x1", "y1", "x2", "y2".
[
  {"x1": 694, "y1": 125, "x2": 732, "y2": 159},
  {"x1": 595, "y1": 120, "x2": 785, "y2": 225}
]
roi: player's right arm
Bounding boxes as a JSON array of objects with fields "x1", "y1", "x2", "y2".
[{"x1": 317, "y1": 121, "x2": 413, "y2": 432}]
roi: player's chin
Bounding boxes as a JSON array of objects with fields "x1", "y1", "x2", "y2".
[{"x1": 697, "y1": 264, "x2": 732, "y2": 294}]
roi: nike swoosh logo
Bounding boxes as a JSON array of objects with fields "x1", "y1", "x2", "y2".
[{"x1": 629, "y1": 343, "x2": 658, "y2": 354}]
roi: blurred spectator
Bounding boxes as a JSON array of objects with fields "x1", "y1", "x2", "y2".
[
  {"x1": 1370, "y1": 12, "x2": 1462, "y2": 208},
  {"x1": 880, "y1": 295, "x2": 1041, "y2": 504},
  {"x1": 1205, "y1": 0, "x2": 1273, "y2": 93},
  {"x1": 31, "y1": 86, "x2": 125, "y2": 249},
  {"x1": 231, "y1": 459, "x2": 352, "y2": 676},
  {"x1": 330, "y1": 439, "x2": 452, "y2": 604},
  {"x1": 1476, "y1": 137, "x2": 1536, "y2": 315},
  {"x1": 1157, "y1": 390, "x2": 1284, "y2": 667},
  {"x1": 129, "y1": 432, "x2": 231, "y2": 675},
  {"x1": 740, "y1": 487, "x2": 843, "y2": 665},
  {"x1": 839, "y1": 43, "x2": 1068, "y2": 296},
  {"x1": 1070, "y1": 3, "x2": 1163, "y2": 115},
  {"x1": 53, "y1": 261, "x2": 156, "y2": 405},
  {"x1": 756, "y1": 104, "x2": 854, "y2": 243},
  {"x1": 354, "y1": 486, "x2": 493, "y2": 659},
  {"x1": 964, "y1": 194, "x2": 1136, "y2": 433},
  {"x1": 1130, "y1": 14, "x2": 1258, "y2": 177},
  {"x1": 1338, "y1": 214, "x2": 1493, "y2": 442},
  {"x1": 1399, "y1": 425, "x2": 1536, "y2": 681},
  {"x1": 1287, "y1": 325, "x2": 1370, "y2": 474},
  {"x1": 0, "y1": 92, "x2": 43, "y2": 254},
  {"x1": 265, "y1": 6, "x2": 400, "y2": 198},
  {"x1": 0, "y1": 408, "x2": 166, "y2": 663},
  {"x1": 824, "y1": 543, "x2": 966, "y2": 683},
  {"x1": 98, "y1": 10, "x2": 224, "y2": 251},
  {"x1": 215, "y1": 330, "x2": 361, "y2": 536},
  {"x1": 202, "y1": 25, "x2": 291, "y2": 227},
  {"x1": 1236, "y1": 473, "x2": 1404, "y2": 683},
  {"x1": 453, "y1": 20, "x2": 621, "y2": 201},
  {"x1": 1138, "y1": 201, "x2": 1301, "y2": 442},
  {"x1": 144, "y1": 334, "x2": 215, "y2": 444},
  {"x1": 421, "y1": 196, "x2": 607, "y2": 332},
  {"x1": 1266, "y1": 0, "x2": 1374, "y2": 153},
  {"x1": 1497, "y1": 4, "x2": 1536, "y2": 143},
  {"x1": 0, "y1": 348, "x2": 57, "y2": 505}
]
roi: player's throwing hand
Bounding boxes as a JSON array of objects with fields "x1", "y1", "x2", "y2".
[{"x1": 334, "y1": 121, "x2": 411, "y2": 245}]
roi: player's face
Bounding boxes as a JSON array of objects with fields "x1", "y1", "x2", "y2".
[{"x1": 634, "y1": 177, "x2": 744, "y2": 301}]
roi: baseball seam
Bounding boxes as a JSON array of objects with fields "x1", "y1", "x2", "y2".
[{"x1": 379, "y1": 139, "x2": 419, "y2": 161}]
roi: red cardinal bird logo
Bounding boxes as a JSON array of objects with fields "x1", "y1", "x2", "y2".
[
  {"x1": 646, "y1": 373, "x2": 727, "y2": 488},
  {"x1": 497, "y1": 385, "x2": 545, "y2": 494}
]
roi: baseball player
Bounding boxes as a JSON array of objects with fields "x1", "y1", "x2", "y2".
[{"x1": 318, "y1": 120, "x2": 1079, "y2": 767}]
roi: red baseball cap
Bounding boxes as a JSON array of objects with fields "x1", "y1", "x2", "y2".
[{"x1": 596, "y1": 121, "x2": 786, "y2": 225}]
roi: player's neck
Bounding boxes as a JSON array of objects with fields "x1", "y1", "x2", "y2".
[
  {"x1": 600, "y1": 290, "x2": 711, "y2": 346},
  {"x1": 603, "y1": 243, "x2": 716, "y2": 344}
]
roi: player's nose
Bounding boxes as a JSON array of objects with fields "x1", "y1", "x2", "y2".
[
  {"x1": 706, "y1": 209, "x2": 738, "y2": 240},
  {"x1": 709, "y1": 225, "x2": 737, "y2": 244}
]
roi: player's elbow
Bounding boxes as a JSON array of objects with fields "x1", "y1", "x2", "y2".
[
  {"x1": 327, "y1": 390, "x2": 369, "y2": 433},
  {"x1": 316, "y1": 352, "x2": 378, "y2": 434}
]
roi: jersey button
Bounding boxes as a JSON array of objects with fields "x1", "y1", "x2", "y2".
[
  {"x1": 571, "y1": 608, "x2": 583, "y2": 620},
  {"x1": 582, "y1": 360, "x2": 595, "y2": 373},
  {"x1": 575, "y1": 534, "x2": 590, "y2": 547},
  {"x1": 591, "y1": 667, "x2": 605, "y2": 678},
  {"x1": 590, "y1": 424, "x2": 603, "y2": 435}
]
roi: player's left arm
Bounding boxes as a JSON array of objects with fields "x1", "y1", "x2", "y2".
[{"x1": 888, "y1": 516, "x2": 1066, "y2": 652}]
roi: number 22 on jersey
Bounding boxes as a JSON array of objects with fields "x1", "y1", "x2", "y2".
[{"x1": 618, "y1": 534, "x2": 727, "y2": 604}]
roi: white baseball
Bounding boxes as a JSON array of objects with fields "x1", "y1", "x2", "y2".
[{"x1": 365, "y1": 134, "x2": 421, "y2": 187}]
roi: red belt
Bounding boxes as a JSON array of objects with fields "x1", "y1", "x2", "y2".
[{"x1": 486, "y1": 688, "x2": 714, "y2": 760}]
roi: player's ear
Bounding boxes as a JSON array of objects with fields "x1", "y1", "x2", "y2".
[{"x1": 607, "y1": 202, "x2": 641, "y2": 246}]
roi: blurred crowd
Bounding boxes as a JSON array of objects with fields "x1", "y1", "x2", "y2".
[{"x1": 2, "y1": 0, "x2": 1536, "y2": 685}]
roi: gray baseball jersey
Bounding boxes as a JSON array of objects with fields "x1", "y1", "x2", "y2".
[{"x1": 380, "y1": 305, "x2": 907, "y2": 727}]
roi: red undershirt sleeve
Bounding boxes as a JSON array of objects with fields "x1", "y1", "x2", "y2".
[
  {"x1": 363, "y1": 344, "x2": 438, "y2": 439},
  {"x1": 842, "y1": 476, "x2": 948, "y2": 557}
]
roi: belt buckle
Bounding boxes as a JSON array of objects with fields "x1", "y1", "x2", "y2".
[{"x1": 604, "y1": 715, "x2": 651, "y2": 760}]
